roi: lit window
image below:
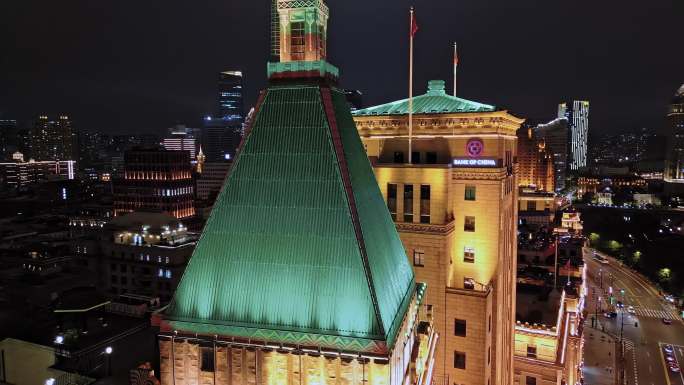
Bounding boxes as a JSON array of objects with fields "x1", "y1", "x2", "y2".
[
  {"x1": 158, "y1": 256, "x2": 162, "y2": 263},
  {"x1": 413, "y1": 250, "x2": 425, "y2": 267},
  {"x1": 158, "y1": 268, "x2": 163, "y2": 277},
  {"x1": 165, "y1": 256, "x2": 170, "y2": 264},
  {"x1": 464, "y1": 216, "x2": 475, "y2": 232},
  {"x1": 464, "y1": 246, "x2": 475, "y2": 263},
  {"x1": 165, "y1": 269, "x2": 172, "y2": 279},
  {"x1": 465, "y1": 185, "x2": 476, "y2": 201}
]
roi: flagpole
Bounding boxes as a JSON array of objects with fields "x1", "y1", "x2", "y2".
[
  {"x1": 453, "y1": 42, "x2": 458, "y2": 96},
  {"x1": 408, "y1": 7, "x2": 414, "y2": 165}
]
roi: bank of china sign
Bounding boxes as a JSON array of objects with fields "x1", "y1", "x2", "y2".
[{"x1": 452, "y1": 158, "x2": 499, "y2": 167}]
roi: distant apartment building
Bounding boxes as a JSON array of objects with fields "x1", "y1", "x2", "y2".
[
  {"x1": 30, "y1": 115, "x2": 77, "y2": 161},
  {"x1": 196, "y1": 161, "x2": 231, "y2": 201},
  {"x1": 535, "y1": 118, "x2": 569, "y2": 191},
  {"x1": 0, "y1": 118, "x2": 17, "y2": 159},
  {"x1": 113, "y1": 148, "x2": 195, "y2": 219},
  {"x1": 558, "y1": 101, "x2": 589, "y2": 171},
  {"x1": 0, "y1": 153, "x2": 76, "y2": 189},
  {"x1": 71, "y1": 211, "x2": 197, "y2": 303},
  {"x1": 517, "y1": 126, "x2": 555, "y2": 192}
]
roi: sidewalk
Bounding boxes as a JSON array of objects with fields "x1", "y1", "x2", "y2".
[{"x1": 583, "y1": 320, "x2": 618, "y2": 385}]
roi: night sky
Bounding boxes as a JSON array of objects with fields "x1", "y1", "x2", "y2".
[{"x1": 1, "y1": 0, "x2": 682, "y2": 137}]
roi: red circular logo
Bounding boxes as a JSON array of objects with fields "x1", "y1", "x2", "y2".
[{"x1": 466, "y1": 138, "x2": 484, "y2": 157}]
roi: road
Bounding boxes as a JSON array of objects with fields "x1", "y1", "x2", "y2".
[{"x1": 585, "y1": 249, "x2": 684, "y2": 385}]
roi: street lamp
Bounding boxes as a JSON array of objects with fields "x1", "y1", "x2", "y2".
[
  {"x1": 104, "y1": 346, "x2": 113, "y2": 376},
  {"x1": 45, "y1": 379, "x2": 56, "y2": 385}
]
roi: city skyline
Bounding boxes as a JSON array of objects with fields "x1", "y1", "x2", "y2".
[{"x1": 1, "y1": 0, "x2": 683, "y2": 135}]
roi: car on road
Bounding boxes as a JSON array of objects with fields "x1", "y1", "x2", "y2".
[
  {"x1": 627, "y1": 306, "x2": 635, "y2": 314},
  {"x1": 665, "y1": 355, "x2": 676, "y2": 363},
  {"x1": 662, "y1": 318, "x2": 673, "y2": 325},
  {"x1": 669, "y1": 362, "x2": 680, "y2": 373},
  {"x1": 604, "y1": 312, "x2": 618, "y2": 318},
  {"x1": 664, "y1": 345, "x2": 674, "y2": 354}
]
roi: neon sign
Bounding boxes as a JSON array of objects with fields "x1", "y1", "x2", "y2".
[{"x1": 452, "y1": 157, "x2": 499, "y2": 167}]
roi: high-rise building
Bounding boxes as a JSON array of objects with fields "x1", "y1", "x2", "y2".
[
  {"x1": 218, "y1": 71, "x2": 245, "y2": 124},
  {"x1": 155, "y1": 2, "x2": 437, "y2": 385},
  {"x1": 0, "y1": 156, "x2": 76, "y2": 189},
  {"x1": 162, "y1": 124, "x2": 198, "y2": 159},
  {"x1": 353, "y1": 79, "x2": 522, "y2": 385},
  {"x1": 517, "y1": 126, "x2": 555, "y2": 192},
  {"x1": 113, "y1": 148, "x2": 195, "y2": 219},
  {"x1": 201, "y1": 118, "x2": 242, "y2": 162},
  {"x1": 0, "y1": 119, "x2": 17, "y2": 160},
  {"x1": 664, "y1": 84, "x2": 684, "y2": 186},
  {"x1": 30, "y1": 115, "x2": 77, "y2": 161},
  {"x1": 558, "y1": 101, "x2": 589, "y2": 171},
  {"x1": 536, "y1": 118, "x2": 569, "y2": 191}
]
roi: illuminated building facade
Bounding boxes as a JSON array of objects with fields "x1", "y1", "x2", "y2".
[
  {"x1": 218, "y1": 71, "x2": 245, "y2": 123},
  {"x1": 0, "y1": 118, "x2": 16, "y2": 160},
  {"x1": 162, "y1": 125, "x2": 198, "y2": 159},
  {"x1": 576, "y1": 174, "x2": 646, "y2": 195},
  {"x1": 517, "y1": 126, "x2": 554, "y2": 192},
  {"x1": 664, "y1": 84, "x2": 684, "y2": 187},
  {"x1": 534, "y1": 118, "x2": 568, "y2": 191},
  {"x1": 0, "y1": 156, "x2": 76, "y2": 189},
  {"x1": 30, "y1": 115, "x2": 77, "y2": 161},
  {"x1": 352, "y1": 81, "x2": 522, "y2": 385},
  {"x1": 156, "y1": 2, "x2": 437, "y2": 385},
  {"x1": 113, "y1": 148, "x2": 195, "y2": 219},
  {"x1": 558, "y1": 101, "x2": 589, "y2": 171}
]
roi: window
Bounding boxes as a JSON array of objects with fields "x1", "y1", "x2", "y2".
[
  {"x1": 413, "y1": 250, "x2": 425, "y2": 267},
  {"x1": 426, "y1": 152, "x2": 437, "y2": 164},
  {"x1": 527, "y1": 200, "x2": 536, "y2": 211},
  {"x1": 464, "y1": 277, "x2": 475, "y2": 290},
  {"x1": 393, "y1": 151, "x2": 404, "y2": 164},
  {"x1": 121, "y1": 276, "x2": 128, "y2": 285},
  {"x1": 387, "y1": 184, "x2": 397, "y2": 221},
  {"x1": 110, "y1": 263, "x2": 117, "y2": 271},
  {"x1": 527, "y1": 345, "x2": 537, "y2": 359},
  {"x1": 525, "y1": 376, "x2": 537, "y2": 385},
  {"x1": 420, "y1": 185, "x2": 430, "y2": 224},
  {"x1": 411, "y1": 151, "x2": 421, "y2": 164},
  {"x1": 403, "y1": 185, "x2": 414, "y2": 222},
  {"x1": 110, "y1": 275, "x2": 118, "y2": 283},
  {"x1": 454, "y1": 351, "x2": 466, "y2": 369},
  {"x1": 290, "y1": 22, "x2": 305, "y2": 61},
  {"x1": 465, "y1": 185, "x2": 476, "y2": 201},
  {"x1": 120, "y1": 264, "x2": 127, "y2": 272},
  {"x1": 201, "y1": 347, "x2": 215, "y2": 372},
  {"x1": 165, "y1": 269, "x2": 172, "y2": 279},
  {"x1": 454, "y1": 319, "x2": 466, "y2": 337},
  {"x1": 158, "y1": 268, "x2": 164, "y2": 278},
  {"x1": 318, "y1": 25, "x2": 326, "y2": 58},
  {"x1": 464, "y1": 246, "x2": 475, "y2": 263},
  {"x1": 165, "y1": 256, "x2": 170, "y2": 264},
  {"x1": 464, "y1": 216, "x2": 475, "y2": 232}
]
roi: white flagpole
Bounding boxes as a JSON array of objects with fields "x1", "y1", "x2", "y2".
[
  {"x1": 453, "y1": 42, "x2": 458, "y2": 96},
  {"x1": 408, "y1": 7, "x2": 414, "y2": 164}
]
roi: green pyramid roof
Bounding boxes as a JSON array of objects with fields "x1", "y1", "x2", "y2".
[
  {"x1": 165, "y1": 84, "x2": 415, "y2": 352},
  {"x1": 352, "y1": 80, "x2": 495, "y2": 116}
]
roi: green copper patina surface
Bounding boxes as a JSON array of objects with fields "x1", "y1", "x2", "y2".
[
  {"x1": 353, "y1": 80, "x2": 495, "y2": 116},
  {"x1": 166, "y1": 84, "x2": 414, "y2": 351},
  {"x1": 267, "y1": 60, "x2": 339, "y2": 79}
]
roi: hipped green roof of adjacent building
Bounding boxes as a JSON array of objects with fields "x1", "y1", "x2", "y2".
[
  {"x1": 352, "y1": 80, "x2": 496, "y2": 116},
  {"x1": 166, "y1": 84, "x2": 415, "y2": 351}
]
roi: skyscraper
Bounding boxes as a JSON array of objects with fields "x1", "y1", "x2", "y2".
[
  {"x1": 162, "y1": 124, "x2": 198, "y2": 159},
  {"x1": 156, "y1": 2, "x2": 437, "y2": 385},
  {"x1": 664, "y1": 84, "x2": 684, "y2": 186},
  {"x1": 353, "y1": 79, "x2": 522, "y2": 385},
  {"x1": 218, "y1": 71, "x2": 245, "y2": 124},
  {"x1": 30, "y1": 115, "x2": 78, "y2": 161},
  {"x1": 517, "y1": 126, "x2": 555, "y2": 192},
  {"x1": 558, "y1": 101, "x2": 590, "y2": 171},
  {"x1": 535, "y1": 118, "x2": 569, "y2": 191},
  {"x1": 0, "y1": 119, "x2": 16, "y2": 160}
]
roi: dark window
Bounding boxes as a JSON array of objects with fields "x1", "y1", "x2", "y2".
[
  {"x1": 525, "y1": 376, "x2": 537, "y2": 385},
  {"x1": 464, "y1": 277, "x2": 475, "y2": 290},
  {"x1": 464, "y1": 216, "x2": 475, "y2": 232},
  {"x1": 387, "y1": 184, "x2": 397, "y2": 221},
  {"x1": 413, "y1": 250, "x2": 425, "y2": 267},
  {"x1": 393, "y1": 151, "x2": 404, "y2": 164},
  {"x1": 464, "y1": 246, "x2": 475, "y2": 263},
  {"x1": 110, "y1": 263, "x2": 117, "y2": 271},
  {"x1": 201, "y1": 347, "x2": 215, "y2": 372},
  {"x1": 411, "y1": 151, "x2": 421, "y2": 164},
  {"x1": 404, "y1": 185, "x2": 414, "y2": 222},
  {"x1": 420, "y1": 185, "x2": 430, "y2": 224},
  {"x1": 527, "y1": 201, "x2": 536, "y2": 211},
  {"x1": 426, "y1": 152, "x2": 437, "y2": 164},
  {"x1": 110, "y1": 275, "x2": 118, "y2": 283},
  {"x1": 527, "y1": 345, "x2": 537, "y2": 359},
  {"x1": 121, "y1": 276, "x2": 128, "y2": 285},
  {"x1": 454, "y1": 319, "x2": 466, "y2": 337},
  {"x1": 120, "y1": 264, "x2": 127, "y2": 272},
  {"x1": 465, "y1": 185, "x2": 476, "y2": 201},
  {"x1": 454, "y1": 351, "x2": 466, "y2": 369}
]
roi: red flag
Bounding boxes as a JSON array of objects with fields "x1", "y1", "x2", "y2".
[{"x1": 410, "y1": 8, "x2": 419, "y2": 38}]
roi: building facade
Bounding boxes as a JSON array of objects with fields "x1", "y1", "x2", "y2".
[
  {"x1": 156, "y1": 2, "x2": 437, "y2": 385},
  {"x1": 30, "y1": 115, "x2": 77, "y2": 161},
  {"x1": 352, "y1": 80, "x2": 523, "y2": 385},
  {"x1": 113, "y1": 148, "x2": 195, "y2": 219},
  {"x1": 665, "y1": 84, "x2": 684, "y2": 188},
  {"x1": 558, "y1": 101, "x2": 589, "y2": 171},
  {"x1": 218, "y1": 71, "x2": 245, "y2": 123},
  {"x1": 162, "y1": 125, "x2": 198, "y2": 159},
  {"x1": 0, "y1": 156, "x2": 76, "y2": 189},
  {"x1": 196, "y1": 161, "x2": 231, "y2": 201},
  {"x1": 517, "y1": 127, "x2": 555, "y2": 192},
  {"x1": 534, "y1": 119, "x2": 568, "y2": 191}
]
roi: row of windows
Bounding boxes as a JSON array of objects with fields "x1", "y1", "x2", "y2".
[
  {"x1": 387, "y1": 184, "x2": 430, "y2": 223},
  {"x1": 392, "y1": 151, "x2": 438, "y2": 164},
  {"x1": 412, "y1": 245, "x2": 476, "y2": 267}
]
